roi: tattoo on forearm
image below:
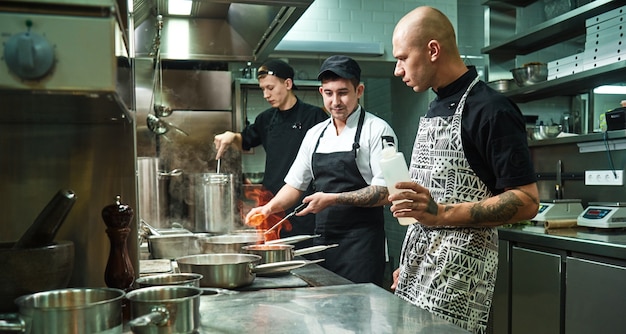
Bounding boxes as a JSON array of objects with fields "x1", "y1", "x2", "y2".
[
  {"x1": 337, "y1": 186, "x2": 389, "y2": 207},
  {"x1": 426, "y1": 197, "x2": 438, "y2": 215},
  {"x1": 469, "y1": 191, "x2": 524, "y2": 224}
]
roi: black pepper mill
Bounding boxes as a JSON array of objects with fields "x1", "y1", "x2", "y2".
[{"x1": 102, "y1": 195, "x2": 135, "y2": 291}]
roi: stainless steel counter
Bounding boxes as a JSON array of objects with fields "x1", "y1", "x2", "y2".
[
  {"x1": 197, "y1": 283, "x2": 469, "y2": 333},
  {"x1": 499, "y1": 224, "x2": 626, "y2": 260},
  {"x1": 129, "y1": 261, "x2": 468, "y2": 333}
]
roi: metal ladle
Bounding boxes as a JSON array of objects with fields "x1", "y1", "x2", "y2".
[{"x1": 147, "y1": 114, "x2": 189, "y2": 137}]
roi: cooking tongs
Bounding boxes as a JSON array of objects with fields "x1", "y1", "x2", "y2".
[{"x1": 264, "y1": 202, "x2": 308, "y2": 235}]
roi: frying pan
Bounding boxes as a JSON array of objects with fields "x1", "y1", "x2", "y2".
[{"x1": 242, "y1": 243, "x2": 338, "y2": 264}]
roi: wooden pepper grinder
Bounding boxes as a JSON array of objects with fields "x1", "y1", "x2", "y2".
[{"x1": 102, "y1": 195, "x2": 135, "y2": 291}]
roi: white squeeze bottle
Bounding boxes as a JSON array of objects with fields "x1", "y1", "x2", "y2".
[{"x1": 379, "y1": 138, "x2": 416, "y2": 226}]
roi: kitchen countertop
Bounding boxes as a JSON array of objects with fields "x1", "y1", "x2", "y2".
[
  {"x1": 498, "y1": 224, "x2": 626, "y2": 260},
  {"x1": 197, "y1": 283, "x2": 469, "y2": 333},
  {"x1": 128, "y1": 262, "x2": 468, "y2": 333}
]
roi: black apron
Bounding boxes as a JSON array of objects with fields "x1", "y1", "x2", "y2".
[{"x1": 311, "y1": 109, "x2": 385, "y2": 286}]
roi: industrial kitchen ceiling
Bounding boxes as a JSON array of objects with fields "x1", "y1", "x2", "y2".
[{"x1": 134, "y1": 0, "x2": 314, "y2": 62}]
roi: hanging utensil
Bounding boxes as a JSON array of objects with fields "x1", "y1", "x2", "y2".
[
  {"x1": 154, "y1": 104, "x2": 172, "y2": 117},
  {"x1": 264, "y1": 202, "x2": 308, "y2": 236},
  {"x1": 147, "y1": 114, "x2": 189, "y2": 137}
]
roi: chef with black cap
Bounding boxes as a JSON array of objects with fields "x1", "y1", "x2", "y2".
[
  {"x1": 215, "y1": 59, "x2": 328, "y2": 243},
  {"x1": 245, "y1": 55, "x2": 398, "y2": 286}
]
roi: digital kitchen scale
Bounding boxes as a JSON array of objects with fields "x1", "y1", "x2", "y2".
[
  {"x1": 577, "y1": 202, "x2": 626, "y2": 229},
  {"x1": 533, "y1": 199, "x2": 584, "y2": 222}
]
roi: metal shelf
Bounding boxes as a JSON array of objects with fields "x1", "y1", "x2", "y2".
[
  {"x1": 482, "y1": 0, "x2": 622, "y2": 55},
  {"x1": 482, "y1": 0, "x2": 535, "y2": 7},
  {"x1": 503, "y1": 60, "x2": 626, "y2": 103}
]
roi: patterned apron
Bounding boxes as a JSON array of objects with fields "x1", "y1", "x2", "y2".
[{"x1": 394, "y1": 77, "x2": 499, "y2": 334}]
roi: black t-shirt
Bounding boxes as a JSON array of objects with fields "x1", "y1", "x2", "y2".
[
  {"x1": 427, "y1": 67, "x2": 536, "y2": 195},
  {"x1": 241, "y1": 98, "x2": 328, "y2": 195}
]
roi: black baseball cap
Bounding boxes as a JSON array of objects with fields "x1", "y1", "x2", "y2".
[
  {"x1": 257, "y1": 59, "x2": 297, "y2": 89},
  {"x1": 257, "y1": 59, "x2": 294, "y2": 80},
  {"x1": 317, "y1": 55, "x2": 361, "y2": 81}
]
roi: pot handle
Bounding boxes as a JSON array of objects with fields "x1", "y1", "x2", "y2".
[
  {"x1": 293, "y1": 244, "x2": 339, "y2": 257},
  {"x1": 0, "y1": 313, "x2": 26, "y2": 332},
  {"x1": 252, "y1": 259, "x2": 325, "y2": 275},
  {"x1": 128, "y1": 306, "x2": 170, "y2": 329},
  {"x1": 200, "y1": 287, "x2": 239, "y2": 295}
]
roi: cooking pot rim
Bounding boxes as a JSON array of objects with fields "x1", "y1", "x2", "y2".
[
  {"x1": 242, "y1": 244, "x2": 294, "y2": 251},
  {"x1": 14, "y1": 287, "x2": 125, "y2": 310},
  {"x1": 135, "y1": 273, "x2": 203, "y2": 286},
  {"x1": 125, "y1": 285, "x2": 203, "y2": 301},
  {"x1": 176, "y1": 253, "x2": 262, "y2": 265}
]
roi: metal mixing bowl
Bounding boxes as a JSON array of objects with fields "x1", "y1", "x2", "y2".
[
  {"x1": 511, "y1": 63, "x2": 548, "y2": 87},
  {"x1": 487, "y1": 79, "x2": 515, "y2": 93},
  {"x1": 533, "y1": 125, "x2": 562, "y2": 140}
]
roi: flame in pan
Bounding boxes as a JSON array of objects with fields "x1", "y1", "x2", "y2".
[{"x1": 243, "y1": 187, "x2": 292, "y2": 241}]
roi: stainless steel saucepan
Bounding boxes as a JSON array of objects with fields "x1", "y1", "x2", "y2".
[
  {"x1": 175, "y1": 253, "x2": 321, "y2": 288},
  {"x1": 126, "y1": 286, "x2": 202, "y2": 334},
  {"x1": 197, "y1": 234, "x2": 263, "y2": 254},
  {"x1": 134, "y1": 273, "x2": 239, "y2": 296},
  {"x1": 0, "y1": 287, "x2": 124, "y2": 333}
]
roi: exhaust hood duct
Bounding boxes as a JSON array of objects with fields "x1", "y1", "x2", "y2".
[
  {"x1": 274, "y1": 40, "x2": 384, "y2": 57},
  {"x1": 134, "y1": 0, "x2": 314, "y2": 61}
]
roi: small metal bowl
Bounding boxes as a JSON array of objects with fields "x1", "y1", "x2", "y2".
[
  {"x1": 487, "y1": 79, "x2": 515, "y2": 93},
  {"x1": 511, "y1": 63, "x2": 548, "y2": 87}
]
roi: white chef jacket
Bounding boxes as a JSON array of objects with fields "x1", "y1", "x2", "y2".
[{"x1": 284, "y1": 106, "x2": 397, "y2": 191}]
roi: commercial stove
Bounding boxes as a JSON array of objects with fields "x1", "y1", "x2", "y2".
[{"x1": 577, "y1": 202, "x2": 626, "y2": 229}]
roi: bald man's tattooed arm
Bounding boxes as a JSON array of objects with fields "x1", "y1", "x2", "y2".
[{"x1": 336, "y1": 185, "x2": 390, "y2": 207}]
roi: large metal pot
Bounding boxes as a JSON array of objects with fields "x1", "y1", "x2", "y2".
[
  {"x1": 126, "y1": 286, "x2": 202, "y2": 334},
  {"x1": 137, "y1": 157, "x2": 173, "y2": 230},
  {"x1": 193, "y1": 173, "x2": 236, "y2": 233},
  {"x1": 197, "y1": 234, "x2": 262, "y2": 254},
  {"x1": 175, "y1": 253, "x2": 319, "y2": 288},
  {"x1": 241, "y1": 244, "x2": 338, "y2": 264},
  {"x1": 0, "y1": 240, "x2": 74, "y2": 313},
  {"x1": 0, "y1": 287, "x2": 124, "y2": 333}
]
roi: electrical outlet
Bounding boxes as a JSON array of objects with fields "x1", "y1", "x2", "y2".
[{"x1": 585, "y1": 170, "x2": 624, "y2": 186}]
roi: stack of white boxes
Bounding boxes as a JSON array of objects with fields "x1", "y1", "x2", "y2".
[
  {"x1": 583, "y1": 5, "x2": 626, "y2": 70},
  {"x1": 547, "y1": 5, "x2": 625, "y2": 80},
  {"x1": 547, "y1": 52, "x2": 584, "y2": 80}
]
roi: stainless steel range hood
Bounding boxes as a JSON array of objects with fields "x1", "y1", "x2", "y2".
[{"x1": 134, "y1": 0, "x2": 314, "y2": 62}]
